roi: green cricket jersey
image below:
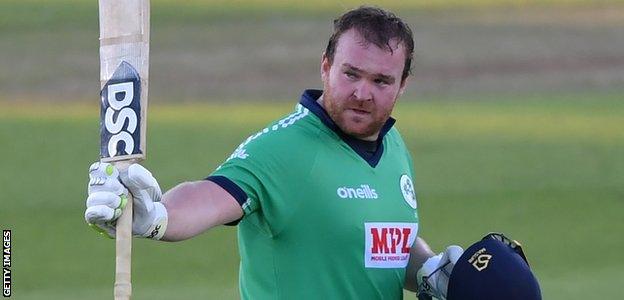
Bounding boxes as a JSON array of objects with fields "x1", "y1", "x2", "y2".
[{"x1": 208, "y1": 89, "x2": 419, "y2": 299}]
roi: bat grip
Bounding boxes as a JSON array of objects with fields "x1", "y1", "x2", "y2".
[{"x1": 114, "y1": 166, "x2": 134, "y2": 300}]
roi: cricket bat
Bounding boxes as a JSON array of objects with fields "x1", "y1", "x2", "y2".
[{"x1": 98, "y1": 1, "x2": 150, "y2": 299}]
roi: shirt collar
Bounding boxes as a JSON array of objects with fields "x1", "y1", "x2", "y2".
[
  {"x1": 299, "y1": 89, "x2": 396, "y2": 168},
  {"x1": 299, "y1": 89, "x2": 396, "y2": 142}
]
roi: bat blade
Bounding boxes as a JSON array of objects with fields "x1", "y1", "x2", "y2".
[
  {"x1": 99, "y1": 0, "x2": 150, "y2": 163},
  {"x1": 98, "y1": 1, "x2": 150, "y2": 299},
  {"x1": 100, "y1": 61, "x2": 143, "y2": 161}
]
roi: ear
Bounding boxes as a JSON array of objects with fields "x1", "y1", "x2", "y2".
[
  {"x1": 320, "y1": 52, "x2": 331, "y2": 82},
  {"x1": 397, "y1": 76, "x2": 410, "y2": 98}
]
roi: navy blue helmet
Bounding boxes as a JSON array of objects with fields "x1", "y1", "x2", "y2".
[{"x1": 419, "y1": 233, "x2": 542, "y2": 300}]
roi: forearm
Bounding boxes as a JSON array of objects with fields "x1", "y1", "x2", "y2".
[
  {"x1": 160, "y1": 180, "x2": 243, "y2": 242},
  {"x1": 404, "y1": 237, "x2": 436, "y2": 292}
]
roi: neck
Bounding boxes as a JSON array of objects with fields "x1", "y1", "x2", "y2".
[
  {"x1": 318, "y1": 93, "x2": 379, "y2": 141},
  {"x1": 317, "y1": 94, "x2": 325, "y2": 107},
  {"x1": 358, "y1": 134, "x2": 379, "y2": 141}
]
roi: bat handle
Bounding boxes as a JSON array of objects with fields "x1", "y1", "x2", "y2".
[{"x1": 114, "y1": 166, "x2": 134, "y2": 300}]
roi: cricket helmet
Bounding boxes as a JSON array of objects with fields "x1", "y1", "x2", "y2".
[{"x1": 419, "y1": 233, "x2": 542, "y2": 300}]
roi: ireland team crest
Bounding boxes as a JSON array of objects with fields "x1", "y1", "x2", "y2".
[{"x1": 400, "y1": 174, "x2": 417, "y2": 209}]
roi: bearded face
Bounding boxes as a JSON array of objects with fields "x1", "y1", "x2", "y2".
[
  {"x1": 320, "y1": 29, "x2": 408, "y2": 141},
  {"x1": 322, "y1": 81, "x2": 392, "y2": 139}
]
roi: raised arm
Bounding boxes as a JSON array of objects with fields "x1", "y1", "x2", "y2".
[
  {"x1": 160, "y1": 180, "x2": 242, "y2": 241},
  {"x1": 85, "y1": 162, "x2": 242, "y2": 241}
]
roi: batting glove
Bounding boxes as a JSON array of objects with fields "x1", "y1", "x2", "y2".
[
  {"x1": 85, "y1": 162, "x2": 168, "y2": 240},
  {"x1": 416, "y1": 245, "x2": 464, "y2": 300}
]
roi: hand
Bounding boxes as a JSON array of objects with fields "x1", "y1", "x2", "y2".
[
  {"x1": 416, "y1": 245, "x2": 464, "y2": 300},
  {"x1": 85, "y1": 162, "x2": 168, "y2": 240}
]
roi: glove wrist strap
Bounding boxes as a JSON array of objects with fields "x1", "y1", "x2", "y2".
[{"x1": 141, "y1": 202, "x2": 168, "y2": 240}]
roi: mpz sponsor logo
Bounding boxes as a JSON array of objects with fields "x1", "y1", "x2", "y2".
[
  {"x1": 337, "y1": 185, "x2": 378, "y2": 199},
  {"x1": 364, "y1": 222, "x2": 418, "y2": 268},
  {"x1": 100, "y1": 61, "x2": 142, "y2": 159}
]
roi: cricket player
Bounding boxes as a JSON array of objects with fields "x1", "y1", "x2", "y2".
[{"x1": 86, "y1": 6, "x2": 541, "y2": 299}]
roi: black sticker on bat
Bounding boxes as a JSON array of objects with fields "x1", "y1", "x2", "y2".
[{"x1": 100, "y1": 61, "x2": 142, "y2": 159}]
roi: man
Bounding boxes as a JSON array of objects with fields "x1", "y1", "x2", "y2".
[{"x1": 86, "y1": 6, "x2": 536, "y2": 299}]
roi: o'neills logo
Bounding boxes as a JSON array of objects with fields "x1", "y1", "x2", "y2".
[
  {"x1": 365, "y1": 222, "x2": 418, "y2": 268},
  {"x1": 337, "y1": 185, "x2": 378, "y2": 199}
]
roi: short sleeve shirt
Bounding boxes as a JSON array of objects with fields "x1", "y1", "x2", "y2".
[{"x1": 209, "y1": 89, "x2": 419, "y2": 300}]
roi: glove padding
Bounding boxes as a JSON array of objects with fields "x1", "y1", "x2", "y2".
[
  {"x1": 85, "y1": 162, "x2": 168, "y2": 240},
  {"x1": 417, "y1": 245, "x2": 464, "y2": 300}
]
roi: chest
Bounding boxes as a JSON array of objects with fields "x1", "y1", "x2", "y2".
[
  {"x1": 304, "y1": 142, "x2": 418, "y2": 221},
  {"x1": 268, "y1": 143, "x2": 419, "y2": 260}
]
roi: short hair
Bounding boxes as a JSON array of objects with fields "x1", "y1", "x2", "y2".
[{"x1": 324, "y1": 6, "x2": 415, "y2": 82}]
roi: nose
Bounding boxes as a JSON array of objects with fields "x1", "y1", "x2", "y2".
[{"x1": 353, "y1": 81, "x2": 373, "y2": 101}]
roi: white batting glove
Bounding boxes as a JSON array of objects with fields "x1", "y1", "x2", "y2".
[
  {"x1": 416, "y1": 245, "x2": 464, "y2": 300},
  {"x1": 85, "y1": 162, "x2": 168, "y2": 240}
]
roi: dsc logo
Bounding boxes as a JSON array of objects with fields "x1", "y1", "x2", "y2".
[
  {"x1": 100, "y1": 62, "x2": 142, "y2": 159},
  {"x1": 364, "y1": 222, "x2": 418, "y2": 268}
]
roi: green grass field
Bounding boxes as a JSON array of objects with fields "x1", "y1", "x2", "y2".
[
  {"x1": 1, "y1": 0, "x2": 623, "y2": 299},
  {"x1": 1, "y1": 93, "x2": 622, "y2": 299},
  {"x1": 3, "y1": 0, "x2": 624, "y2": 102}
]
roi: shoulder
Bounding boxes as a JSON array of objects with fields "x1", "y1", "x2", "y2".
[
  {"x1": 222, "y1": 104, "x2": 321, "y2": 167},
  {"x1": 385, "y1": 127, "x2": 409, "y2": 150},
  {"x1": 383, "y1": 126, "x2": 415, "y2": 166}
]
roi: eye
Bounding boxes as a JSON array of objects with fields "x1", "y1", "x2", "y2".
[
  {"x1": 345, "y1": 71, "x2": 358, "y2": 79},
  {"x1": 374, "y1": 78, "x2": 389, "y2": 86}
]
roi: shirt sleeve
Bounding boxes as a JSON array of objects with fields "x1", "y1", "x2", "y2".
[
  {"x1": 207, "y1": 152, "x2": 265, "y2": 217},
  {"x1": 206, "y1": 128, "x2": 280, "y2": 226},
  {"x1": 205, "y1": 106, "x2": 317, "y2": 227}
]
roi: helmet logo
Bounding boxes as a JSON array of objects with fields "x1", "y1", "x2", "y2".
[{"x1": 468, "y1": 247, "x2": 493, "y2": 271}]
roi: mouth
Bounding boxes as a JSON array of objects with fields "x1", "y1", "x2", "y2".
[{"x1": 347, "y1": 108, "x2": 371, "y2": 115}]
